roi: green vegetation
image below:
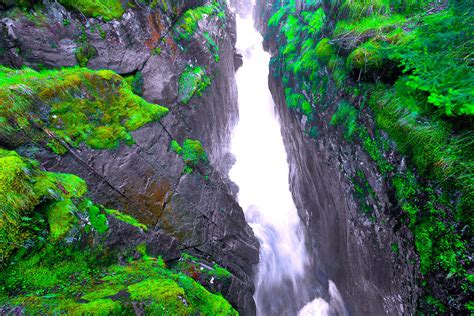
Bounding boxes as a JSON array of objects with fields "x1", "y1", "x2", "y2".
[
  {"x1": 1, "y1": 243, "x2": 236, "y2": 314},
  {"x1": 350, "y1": 169, "x2": 376, "y2": 218},
  {"x1": 173, "y1": 3, "x2": 224, "y2": 41},
  {"x1": 0, "y1": 151, "x2": 235, "y2": 314},
  {"x1": 330, "y1": 100, "x2": 358, "y2": 140},
  {"x1": 171, "y1": 139, "x2": 208, "y2": 174},
  {"x1": 267, "y1": 0, "x2": 473, "y2": 312},
  {"x1": 0, "y1": 149, "x2": 87, "y2": 264},
  {"x1": 178, "y1": 65, "x2": 211, "y2": 104},
  {"x1": 0, "y1": 66, "x2": 168, "y2": 152},
  {"x1": 74, "y1": 43, "x2": 97, "y2": 67},
  {"x1": 58, "y1": 0, "x2": 124, "y2": 21},
  {"x1": 124, "y1": 71, "x2": 144, "y2": 96}
]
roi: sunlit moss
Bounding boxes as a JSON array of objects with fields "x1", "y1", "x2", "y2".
[
  {"x1": 45, "y1": 200, "x2": 77, "y2": 241},
  {"x1": 0, "y1": 150, "x2": 88, "y2": 263},
  {"x1": 58, "y1": 0, "x2": 124, "y2": 21},
  {"x1": 0, "y1": 66, "x2": 169, "y2": 152}
]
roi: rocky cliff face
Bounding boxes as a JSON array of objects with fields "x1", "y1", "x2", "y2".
[
  {"x1": 0, "y1": 1, "x2": 258, "y2": 313},
  {"x1": 255, "y1": 1, "x2": 419, "y2": 315}
]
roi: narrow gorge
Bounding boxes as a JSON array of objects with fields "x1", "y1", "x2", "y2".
[{"x1": 0, "y1": 0, "x2": 472, "y2": 315}]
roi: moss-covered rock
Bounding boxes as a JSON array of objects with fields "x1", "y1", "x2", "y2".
[
  {"x1": 265, "y1": 0, "x2": 473, "y2": 313},
  {"x1": 0, "y1": 66, "x2": 169, "y2": 152},
  {"x1": 178, "y1": 65, "x2": 211, "y2": 104},
  {"x1": 171, "y1": 138, "x2": 208, "y2": 173},
  {"x1": 0, "y1": 148, "x2": 237, "y2": 314},
  {"x1": 58, "y1": 0, "x2": 124, "y2": 21}
]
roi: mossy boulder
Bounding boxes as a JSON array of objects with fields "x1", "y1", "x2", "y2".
[
  {"x1": 346, "y1": 41, "x2": 384, "y2": 70},
  {"x1": 0, "y1": 66, "x2": 169, "y2": 152}
]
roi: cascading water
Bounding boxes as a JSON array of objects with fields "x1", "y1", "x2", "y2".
[{"x1": 228, "y1": 5, "x2": 347, "y2": 316}]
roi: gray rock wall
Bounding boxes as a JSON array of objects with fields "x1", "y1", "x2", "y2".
[
  {"x1": 0, "y1": 1, "x2": 258, "y2": 314},
  {"x1": 254, "y1": 1, "x2": 419, "y2": 314}
]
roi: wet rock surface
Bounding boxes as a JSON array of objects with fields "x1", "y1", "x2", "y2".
[
  {"x1": 1, "y1": 1, "x2": 258, "y2": 313},
  {"x1": 255, "y1": 1, "x2": 419, "y2": 315}
]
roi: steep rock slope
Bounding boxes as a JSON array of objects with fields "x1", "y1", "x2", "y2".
[
  {"x1": 0, "y1": 0, "x2": 258, "y2": 313},
  {"x1": 0, "y1": 149, "x2": 237, "y2": 314},
  {"x1": 255, "y1": 0, "x2": 472, "y2": 314}
]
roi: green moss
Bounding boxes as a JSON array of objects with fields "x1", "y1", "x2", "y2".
[
  {"x1": 81, "y1": 287, "x2": 121, "y2": 301},
  {"x1": 171, "y1": 140, "x2": 183, "y2": 155},
  {"x1": 45, "y1": 200, "x2": 77, "y2": 240},
  {"x1": 171, "y1": 139, "x2": 207, "y2": 173},
  {"x1": 178, "y1": 66, "x2": 211, "y2": 104},
  {"x1": 0, "y1": 150, "x2": 89, "y2": 264},
  {"x1": 347, "y1": 41, "x2": 384, "y2": 70},
  {"x1": 0, "y1": 153, "x2": 235, "y2": 314},
  {"x1": 173, "y1": 4, "x2": 219, "y2": 41},
  {"x1": 284, "y1": 89, "x2": 312, "y2": 116},
  {"x1": 0, "y1": 150, "x2": 233, "y2": 314},
  {"x1": 105, "y1": 208, "x2": 147, "y2": 231},
  {"x1": 176, "y1": 275, "x2": 237, "y2": 315},
  {"x1": 128, "y1": 278, "x2": 190, "y2": 314},
  {"x1": 0, "y1": 66, "x2": 169, "y2": 152},
  {"x1": 182, "y1": 139, "x2": 207, "y2": 167},
  {"x1": 315, "y1": 38, "x2": 335, "y2": 64},
  {"x1": 74, "y1": 44, "x2": 97, "y2": 67},
  {"x1": 73, "y1": 298, "x2": 123, "y2": 315},
  {"x1": 58, "y1": 0, "x2": 124, "y2": 21},
  {"x1": 87, "y1": 204, "x2": 108, "y2": 234}
]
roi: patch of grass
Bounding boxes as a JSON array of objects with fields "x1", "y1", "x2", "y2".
[{"x1": 334, "y1": 13, "x2": 406, "y2": 38}]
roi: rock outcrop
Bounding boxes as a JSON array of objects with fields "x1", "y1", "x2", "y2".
[
  {"x1": 254, "y1": 1, "x2": 420, "y2": 314},
  {"x1": 0, "y1": 1, "x2": 258, "y2": 313}
]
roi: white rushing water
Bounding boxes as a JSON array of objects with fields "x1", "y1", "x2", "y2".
[{"x1": 228, "y1": 12, "x2": 346, "y2": 316}]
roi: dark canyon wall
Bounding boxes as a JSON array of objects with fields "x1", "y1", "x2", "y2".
[
  {"x1": 255, "y1": 1, "x2": 418, "y2": 315},
  {"x1": 255, "y1": 0, "x2": 472, "y2": 314},
  {"x1": 0, "y1": 1, "x2": 258, "y2": 313}
]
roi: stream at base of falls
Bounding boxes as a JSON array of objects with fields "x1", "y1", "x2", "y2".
[{"x1": 228, "y1": 7, "x2": 347, "y2": 316}]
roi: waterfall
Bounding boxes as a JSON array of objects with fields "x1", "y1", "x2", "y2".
[{"x1": 228, "y1": 8, "x2": 347, "y2": 316}]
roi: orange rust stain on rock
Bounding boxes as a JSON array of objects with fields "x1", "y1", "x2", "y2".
[
  {"x1": 145, "y1": 11, "x2": 164, "y2": 50},
  {"x1": 121, "y1": 179, "x2": 172, "y2": 226}
]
